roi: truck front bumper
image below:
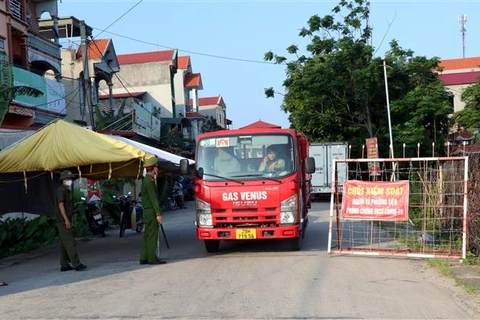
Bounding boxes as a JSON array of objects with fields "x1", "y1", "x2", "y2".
[{"x1": 197, "y1": 225, "x2": 299, "y2": 240}]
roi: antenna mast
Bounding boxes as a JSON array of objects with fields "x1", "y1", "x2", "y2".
[{"x1": 460, "y1": 14, "x2": 467, "y2": 58}]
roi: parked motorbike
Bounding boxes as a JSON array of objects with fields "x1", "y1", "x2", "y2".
[
  {"x1": 81, "y1": 197, "x2": 108, "y2": 237},
  {"x1": 168, "y1": 181, "x2": 186, "y2": 211},
  {"x1": 116, "y1": 192, "x2": 144, "y2": 237},
  {"x1": 181, "y1": 176, "x2": 194, "y2": 201}
]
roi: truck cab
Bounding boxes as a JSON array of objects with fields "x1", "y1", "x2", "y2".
[{"x1": 181, "y1": 128, "x2": 315, "y2": 252}]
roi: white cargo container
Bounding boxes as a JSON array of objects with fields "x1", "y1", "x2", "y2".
[{"x1": 309, "y1": 142, "x2": 348, "y2": 197}]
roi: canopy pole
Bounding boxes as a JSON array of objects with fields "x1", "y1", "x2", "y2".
[
  {"x1": 23, "y1": 171, "x2": 27, "y2": 193},
  {"x1": 77, "y1": 166, "x2": 82, "y2": 179},
  {"x1": 137, "y1": 159, "x2": 142, "y2": 179},
  {"x1": 108, "y1": 163, "x2": 112, "y2": 180}
]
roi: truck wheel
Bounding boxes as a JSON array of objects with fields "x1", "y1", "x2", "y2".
[
  {"x1": 290, "y1": 236, "x2": 302, "y2": 251},
  {"x1": 204, "y1": 240, "x2": 220, "y2": 253}
]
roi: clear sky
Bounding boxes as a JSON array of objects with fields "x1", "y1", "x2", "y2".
[{"x1": 56, "y1": 0, "x2": 480, "y2": 129}]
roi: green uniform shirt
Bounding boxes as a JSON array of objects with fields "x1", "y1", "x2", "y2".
[
  {"x1": 141, "y1": 174, "x2": 161, "y2": 216},
  {"x1": 55, "y1": 185, "x2": 73, "y2": 223}
]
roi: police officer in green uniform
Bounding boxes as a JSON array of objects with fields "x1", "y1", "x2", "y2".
[
  {"x1": 56, "y1": 170, "x2": 87, "y2": 272},
  {"x1": 140, "y1": 157, "x2": 167, "y2": 265}
]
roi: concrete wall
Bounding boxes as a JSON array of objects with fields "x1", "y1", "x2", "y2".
[
  {"x1": 102, "y1": 62, "x2": 175, "y2": 117},
  {"x1": 446, "y1": 84, "x2": 468, "y2": 113},
  {"x1": 60, "y1": 48, "x2": 87, "y2": 124}
]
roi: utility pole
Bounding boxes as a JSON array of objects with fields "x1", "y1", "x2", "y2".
[
  {"x1": 460, "y1": 14, "x2": 467, "y2": 58},
  {"x1": 383, "y1": 60, "x2": 394, "y2": 159},
  {"x1": 80, "y1": 20, "x2": 94, "y2": 129}
]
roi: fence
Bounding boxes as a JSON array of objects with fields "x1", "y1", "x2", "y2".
[{"x1": 328, "y1": 156, "x2": 468, "y2": 260}]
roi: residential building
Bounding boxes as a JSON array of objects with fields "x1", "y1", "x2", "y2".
[
  {"x1": 190, "y1": 96, "x2": 230, "y2": 129},
  {"x1": 97, "y1": 92, "x2": 162, "y2": 142},
  {"x1": 437, "y1": 57, "x2": 480, "y2": 154},
  {"x1": 0, "y1": 0, "x2": 65, "y2": 128},
  {"x1": 240, "y1": 120, "x2": 281, "y2": 129},
  {"x1": 112, "y1": 50, "x2": 178, "y2": 119},
  {"x1": 102, "y1": 49, "x2": 196, "y2": 143},
  {"x1": 438, "y1": 57, "x2": 480, "y2": 113},
  {"x1": 175, "y1": 55, "x2": 205, "y2": 141},
  {"x1": 38, "y1": 16, "x2": 123, "y2": 128}
]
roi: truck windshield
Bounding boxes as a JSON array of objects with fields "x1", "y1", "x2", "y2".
[{"x1": 196, "y1": 134, "x2": 295, "y2": 181}]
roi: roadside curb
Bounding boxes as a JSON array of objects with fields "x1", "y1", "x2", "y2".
[{"x1": 0, "y1": 238, "x2": 90, "y2": 270}]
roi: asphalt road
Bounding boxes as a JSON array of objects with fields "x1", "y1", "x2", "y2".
[{"x1": 0, "y1": 202, "x2": 479, "y2": 319}]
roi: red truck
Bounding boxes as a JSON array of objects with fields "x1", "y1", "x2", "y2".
[{"x1": 180, "y1": 127, "x2": 315, "y2": 252}]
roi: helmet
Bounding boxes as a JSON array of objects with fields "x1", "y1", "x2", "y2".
[
  {"x1": 59, "y1": 170, "x2": 75, "y2": 181},
  {"x1": 144, "y1": 156, "x2": 158, "y2": 168}
]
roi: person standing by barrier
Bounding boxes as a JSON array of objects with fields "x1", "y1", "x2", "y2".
[
  {"x1": 56, "y1": 170, "x2": 87, "y2": 272},
  {"x1": 140, "y1": 157, "x2": 167, "y2": 265}
]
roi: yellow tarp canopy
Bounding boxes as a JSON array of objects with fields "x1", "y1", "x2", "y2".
[{"x1": 0, "y1": 120, "x2": 155, "y2": 180}]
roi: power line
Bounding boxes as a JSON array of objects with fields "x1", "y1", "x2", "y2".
[
  {"x1": 90, "y1": 27, "x2": 277, "y2": 65},
  {"x1": 93, "y1": 0, "x2": 144, "y2": 39}
]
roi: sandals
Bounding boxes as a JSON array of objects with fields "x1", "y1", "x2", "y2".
[{"x1": 0, "y1": 282, "x2": 8, "y2": 287}]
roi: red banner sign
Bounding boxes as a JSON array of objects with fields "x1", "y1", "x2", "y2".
[{"x1": 342, "y1": 180, "x2": 409, "y2": 221}]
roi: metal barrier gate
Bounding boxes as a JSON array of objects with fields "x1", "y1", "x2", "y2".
[{"x1": 328, "y1": 157, "x2": 468, "y2": 259}]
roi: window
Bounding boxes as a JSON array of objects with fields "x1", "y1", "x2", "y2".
[{"x1": 197, "y1": 134, "x2": 295, "y2": 179}]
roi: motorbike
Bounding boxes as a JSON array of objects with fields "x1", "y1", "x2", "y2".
[
  {"x1": 81, "y1": 197, "x2": 108, "y2": 237},
  {"x1": 160, "y1": 187, "x2": 181, "y2": 212},
  {"x1": 116, "y1": 192, "x2": 144, "y2": 237},
  {"x1": 181, "y1": 176, "x2": 194, "y2": 201}
]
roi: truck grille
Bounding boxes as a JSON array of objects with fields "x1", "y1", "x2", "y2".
[
  {"x1": 232, "y1": 208, "x2": 257, "y2": 213},
  {"x1": 213, "y1": 213, "x2": 278, "y2": 228}
]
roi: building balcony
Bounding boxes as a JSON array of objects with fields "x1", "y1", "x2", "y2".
[
  {"x1": 10, "y1": 0, "x2": 23, "y2": 21},
  {"x1": 27, "y1": 32, "x2": 61, "y2": 74}
]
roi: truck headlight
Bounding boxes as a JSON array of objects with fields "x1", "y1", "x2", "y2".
[
  {"x1": 280, "y1": 194, "x2": 297, "y2": 224},
  {"x1": 198, "y1": 213, "x2": 213, "y2": 226},
  {"x1": 196, "y1": 198, "x2": 212, "y2": 226}
]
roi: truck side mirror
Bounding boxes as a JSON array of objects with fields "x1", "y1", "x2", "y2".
[
  {"x1": 180, "y1": 159, "x2": 189, "y2": 174},
  {"x1": 305, "y1": 157, "x2": 315, "y2": 174},
  {"x1": 197, "y1": 167, "x2": 204, "y2": 179}
]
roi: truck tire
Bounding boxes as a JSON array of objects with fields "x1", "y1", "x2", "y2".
[
  {"x1": 204, "y1": 240, "x2": 220, "y2": 253},
  {"x1": 290, "y1": 236, "x2": 302, "y2": 251}
]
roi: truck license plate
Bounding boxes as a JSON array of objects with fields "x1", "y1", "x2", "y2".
[{"x1": 236, "y1": 229, "x2": 256, "y2": 240}]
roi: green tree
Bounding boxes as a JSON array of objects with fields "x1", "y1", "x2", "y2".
[
  {"x1": 95, "y1": 99, "x2": 131, "y2": 130},
  {"x1": 452, "y1": 80, "x2": 480, "y2": 133},
  {"x1": 202, "y1": 116, "x2": 223, "y2": 133},
  {"x1": 264, "y1": 0, "x2": 452, "y2": 157},
  {"x1": 0, "y1": 53, "x2": 44, "y2": 127}
]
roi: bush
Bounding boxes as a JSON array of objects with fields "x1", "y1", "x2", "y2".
[
  {"x1": 0, "y1": 216, "x2": 58, "y2": 259},
  {"x1": 72, "y1": 188, "x2": 90, "y2": 237},
  {"x1": 0, "y1": 187, "x2": 91, "y2": 259}
]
